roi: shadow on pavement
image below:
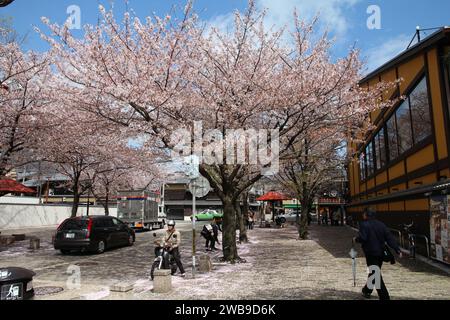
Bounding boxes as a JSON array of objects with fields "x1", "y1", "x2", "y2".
[{"x1": 309, "y1": 223, "x2": 449, "y2": 276}]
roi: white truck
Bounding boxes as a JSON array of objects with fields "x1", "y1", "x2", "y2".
[{"x1": 116, "y1": 190, "x2": 164, "y2": 230}]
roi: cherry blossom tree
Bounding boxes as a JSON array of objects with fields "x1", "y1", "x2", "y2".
[
  {"x1": 39, "y1": 1, "x2": 394, "y2": 262},
  {"x1": 0, "y1": 27, "x2": 50, "y2": 177},
  {"x1": 87, "y1": 145, "x2": 164, "y2": 216},
  {"x1": 275, "y1": 127, "x2": 348, "y2": 239}
]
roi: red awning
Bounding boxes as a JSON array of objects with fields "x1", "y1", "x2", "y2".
[
  {"x1": 257, "y1": 191, "x2": 291, "y2": 201},
  {"x1": 0, "y1": 179, "x2": 36, "y2": 194}
]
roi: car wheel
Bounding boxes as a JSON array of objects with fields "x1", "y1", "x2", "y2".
[
  {"x1": 60, "y1": 249, "x2": 70, "y2": 255},
  {"x1": 279, "y1": 218, "x2": 286, "y2": 224},
  {"x1": 97, "y1": 240, "x2": 106, "y2": 254},
  {"x1": 127, "y1": 234, "x2": 134, "y2": 246}
]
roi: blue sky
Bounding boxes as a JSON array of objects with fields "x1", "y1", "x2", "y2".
[{"x1": 2, "y1": 0, "x2": 450, "y2": 74}]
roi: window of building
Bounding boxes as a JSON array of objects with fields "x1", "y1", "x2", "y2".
[
  {"x1": 359, "y1": 153, "x2": 366, "y2": 181},
  {"x1": 366, "y1": 142, "x2": 374, "y2": 177},
  {"x1": 375, "y1": 128, "x2": 386, "y2": 170},
  {"x1": 444, "y1": 46, "x2": 450, "y2": 120},
  {"x1": 409, "y1": 77, "x2": 432, "y2": 143},
  {"x1": 386, "y1": 115, "x2": 399, "y2": 161},
  {"x1": 396, "y1": 99, "x2": 414, "y2": 154}
]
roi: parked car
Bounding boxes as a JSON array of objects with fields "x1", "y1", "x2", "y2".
[
  {"x1": 277, "y1": 211, "x2": 318, "y2": 224},
  {"x1": 276, "y1": 212, "x2": 300, "y2": 223},
  {"x1": 191, "y1": 209, "x2": 223, "y2": 222},
  {"x1": 54, "y1": 216, "x2": 135, "y2": 255}
]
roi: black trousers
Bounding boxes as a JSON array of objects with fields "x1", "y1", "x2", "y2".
[
  {"x1": 203, "y1": 234, "x2": 216, "y2": 249},
  {"x1": 170, "y1": 247, "x2": 185, "y2": 274},
  {"x1": 363, "y1": 255, "x2": 390, "y2": 300}
]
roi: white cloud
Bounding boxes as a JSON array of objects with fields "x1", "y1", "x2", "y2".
[
  {"x1": 257, "y1": 0, "x2": 360, "y2": 35},
  {"x1": 363, "y1": 34, "x2": 411, "y2": 75},
  {"x1": 206, "y1": 0, "x2": 360, "y2": 44}
]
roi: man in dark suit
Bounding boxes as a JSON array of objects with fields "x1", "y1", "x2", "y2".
[{"x1": 355, "y1": 208, "x2": 402, "y2": 300}]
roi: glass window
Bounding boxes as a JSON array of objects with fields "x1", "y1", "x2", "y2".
[
  {"x1": 359, "y1": 153, "x2": 366, "y2": 181},
  {"x1": 378, "y1": 128, "x2": 386, "y2": 168},
  {"x1": 396, "y1": 99, "x2": 414, "y2": 154},
  {"x1": 60, "y1": 219, "x2": 89, "y2": 230},
  {"x1": 386, "y1": 115, "x2": 399, "y2": 161},
  {"x1": 366, "y1": 142, "x2": 374, "y2": 177},
  {"x1": 409, "y1": 77, "x2": 432, "y2": 143},
  {"x1": 374, "y1": 128, "x2": 386, "y2": 170},
  {"x1": 374, "y1": 135, "x2": 380, "y2": 171}
]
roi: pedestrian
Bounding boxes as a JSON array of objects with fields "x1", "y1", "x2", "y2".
[
  {"x1": 160, "y1": 220, "x2": 186, "y2": 277},
  {"x1": 355, "y1": 208, "x2": 402, "y2": 300},
  {"x1": 307, "y1": 212, "x2": 312, "y2": 226},
  {"x1": 323, "y1": 209, "x2": 329, "y2": 226},
  {"x1": 244, "y1": 212, "x2": 250, "y2": 230},
  {"x1": 248, "y1": 211, "x2": 254, "y2": 230},
  {"x1": 332, "y1": 210, "x2": 339, "y2": 226},
  {"x1": 201, "y1": 218, "x2": 221, "y2": 251},
  {"x1": 335, "y1": 210, "x2": 342, "y2": 226}
]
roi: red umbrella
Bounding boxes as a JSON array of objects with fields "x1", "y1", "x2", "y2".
[
  {"x1": 257, "y1": 191, "x2": 292, "y2": 222},
  {"x1": 257, "y1": 191, "x2": 291, "y2": 201},
  {"x1": 0, "y1": 179, "x2": 36, "y2": 195}
]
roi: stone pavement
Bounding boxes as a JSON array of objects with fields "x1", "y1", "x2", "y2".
[{"x1": 1, "y1": 222, "x2": 449, "y2": 300}]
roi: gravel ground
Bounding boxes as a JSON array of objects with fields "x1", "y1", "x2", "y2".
[{"x1": 1, "y1": 222, "x2": 449, "y2": 300}]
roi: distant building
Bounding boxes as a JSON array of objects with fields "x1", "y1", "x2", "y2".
[{"x1": 163, "y1": 179, "x2": 261, "y2": 220}]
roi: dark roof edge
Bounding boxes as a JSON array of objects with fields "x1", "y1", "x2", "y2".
[
  {"x1": 346, "y1": 179, "x2": 450, "y2": 207},
  {"x1": 360, "y1": 27, "x2": 450, "y2": 84}
]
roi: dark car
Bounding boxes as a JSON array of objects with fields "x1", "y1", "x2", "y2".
[{"x1": 54, "y1": 216, "x2": 135, "y2": 255}]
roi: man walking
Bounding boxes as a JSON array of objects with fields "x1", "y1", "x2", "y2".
[{"x1": 355, "y1": 208, "x2": 402, "y2": 300}]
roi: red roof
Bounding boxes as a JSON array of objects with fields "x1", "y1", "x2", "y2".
[
  {"x1": 257, "y1": 191, "x2": 291, "y2": 201},
  {"x1": 0, "y1": 179, "x2": 36, "y2": 194}
]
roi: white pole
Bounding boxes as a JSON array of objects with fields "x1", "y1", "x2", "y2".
[{"x1": 192, "y1": 180, "x2": 196, "y2": 278}]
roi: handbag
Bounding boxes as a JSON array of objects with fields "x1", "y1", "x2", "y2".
[{"x1": 383, "y1": 245, "x2": 396, "y2": 265}]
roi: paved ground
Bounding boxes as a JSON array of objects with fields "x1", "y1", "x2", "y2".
[{"x1": 1, "y1": 222, "x2": 449, "y2": 300}]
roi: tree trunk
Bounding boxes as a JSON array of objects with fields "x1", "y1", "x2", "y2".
[
  {"x1": 104, "y1": 189, "x2": 110, "y2": 216},
  {"x1": 71, "y1": 186, "x2": 80, "y2": 218},
  {"x1": 297, "y1": 187, "x2": 311, "y2": 240},
  {"x1": 222, "y1": 196, "x2": 240, "y2": 262},
  {"x1": 297, "y1": 204, "x2": 310, "y2": 240},
  {"x1": 235, "y1": 199, "x2": 248, "y2": 243}
]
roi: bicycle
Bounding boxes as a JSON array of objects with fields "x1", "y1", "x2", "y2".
[{"x1": 400, "y1": 222, "x2": 416, "y2": 259}]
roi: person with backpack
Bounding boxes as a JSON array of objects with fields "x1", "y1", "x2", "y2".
[{"x1": 201, "y1": 218, "x2": 221, "y2": 251}]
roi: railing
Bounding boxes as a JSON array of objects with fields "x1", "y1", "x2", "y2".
[
  {"x1": 411, "y1": 234, "x2": 430, "y2": 258},
  {"x1": 389, "y1": 228, "x2": 403, "y2": 248},
  {"x1": 389, "y1": 228, "x2": 430, "y2": 259}
]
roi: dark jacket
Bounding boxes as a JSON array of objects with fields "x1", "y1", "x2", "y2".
[{"x1": 356, "y1": 219, "x2": 400, "y2": 257}]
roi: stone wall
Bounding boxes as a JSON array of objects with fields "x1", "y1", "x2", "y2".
[{"x1": 0, "y1": 204, "x2": 117, "y2": 230}]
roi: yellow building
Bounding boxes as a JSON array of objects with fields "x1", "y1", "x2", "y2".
[{"x1": 347, "y1": 28, "x2": 450, "y2": 263}]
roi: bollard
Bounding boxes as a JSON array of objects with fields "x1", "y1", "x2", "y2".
[
  {"x1": 198, "y1": 255, "x2": 213, "y2": 273},
  {"x1": 29, "y1": 238, "x2": 40, "y2": 250},
  {"x1": 152, "y1": 269, "x2": 172, "y2": 293}
]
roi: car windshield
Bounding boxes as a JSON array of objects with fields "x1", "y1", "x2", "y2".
[{"x1": 59, "y1": 219, "x2": 89, "y2": 230}]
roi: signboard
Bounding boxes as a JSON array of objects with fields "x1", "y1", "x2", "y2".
[
  {"x1": 429, "y1": 195, "x2": 450, "y2": 264},
  {"x1": 188, "y1": 176, "x2": 211, "y2": 199}
]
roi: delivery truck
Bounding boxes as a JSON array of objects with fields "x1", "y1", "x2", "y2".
[{"x1": 116, "y1": 190, "x2": 164, "y2": 230}]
